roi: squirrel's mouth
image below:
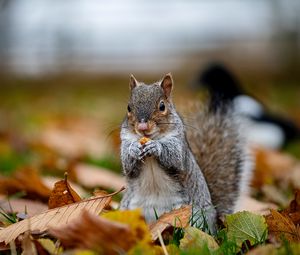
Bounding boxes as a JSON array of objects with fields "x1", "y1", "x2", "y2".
[{"x1": 135, "y1": 128, "x2": 157, "y2": 139}]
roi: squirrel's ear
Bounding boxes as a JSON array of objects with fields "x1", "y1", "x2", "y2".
[
  {"x1": 160, "y1": 73, "x2": 173, "y2": 98},
  {"x1": 129, "y1": 74, "x2": 138, "y2": 90}
]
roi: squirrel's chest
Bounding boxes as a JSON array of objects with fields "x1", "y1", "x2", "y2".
[{"x1": 128, "y1": 157, "x2": 184, "y2": 222}]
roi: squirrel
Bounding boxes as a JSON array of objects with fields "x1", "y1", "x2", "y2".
[{"x1": 119, "y1": 73, "x2": 252, "y2": 231}]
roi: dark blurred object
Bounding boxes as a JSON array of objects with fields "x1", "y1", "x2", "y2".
[{"x1": 194, "y1": 63, "x2": 300, "y2": 150}]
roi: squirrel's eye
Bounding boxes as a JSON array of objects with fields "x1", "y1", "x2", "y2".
[
  {"x1": 159, "y1": 101, "x2": 165, "y2": 112},
  {"x1": 127, "y1": 105, "x2": 131, "y2": 113}
]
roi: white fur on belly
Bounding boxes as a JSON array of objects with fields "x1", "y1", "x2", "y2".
[{"x1": 128, "y1": 157, "x2": 183, "y2": 222}]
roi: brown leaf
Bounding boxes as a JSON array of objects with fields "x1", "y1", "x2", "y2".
[
  {"x1": 265, "y1": 209, "x2": 300, "y2": 243},
  {"x1": 50, "y1": 210, "x2": 138, "y2": 254},
  {"x1": 252, "y1": 148, "x2": 296, "y2": 188},
  {"x1": 282, "y1": 189, "x2": 300, "y2": 225},
  {"x1": 42, "y1": 176, "x2": 88, "y2": 198},
  {"x1": 48, "y1": 173, "x2": 81, "y2": 209},
  {"x1": 39, "y1": 119, "x2": 110, "y2": 157},
  {"x1": 0, "y1": 188, "x2": 123, "y2": 244},
  {"x1": 0, "y1": 168, "x2": 51, "y2": 202},
  {"x1": 149, "y1": 205, "x2": 191, "y2": 241},
  {"x1": 246, "y1": 244, "x2": 277, "y2": 255},
  {"x1": 261, "y1": 185, "x2": 289, "y2": 207},
  {"x1": 74, "y1": 163, "x2": 125, "y2": 190},
  {"x1": 234, "y1": 195, "x2": 277, "y2": 215},
  {"x1": 0, "y1": 196, "x2": 47, "y2": 217}
]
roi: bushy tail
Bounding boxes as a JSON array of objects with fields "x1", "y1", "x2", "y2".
[{"x1": 186, "y1": 104, "x2": 252, "y2": 217}]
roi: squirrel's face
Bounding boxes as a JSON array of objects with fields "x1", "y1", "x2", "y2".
[{"x1": 126, "y1": 74, "x2": 174, "y2": 138}]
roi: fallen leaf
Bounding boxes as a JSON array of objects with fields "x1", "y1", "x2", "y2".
[
  {"x1": 128, "y1": 243, "x2": 163, "y2": 255},
  {"x1": 103, "y1": 209, "x2": 152, "y2": 245},
  {"x1": 72, "y1": 250, "x2": 98, "y2": 255},
  {"x1": 39, "y1": 119, "x2": 110, "y2": 157},
  {"x1": 37, "y1": 238, "x2": 62, "y2": 254},
  {"x1": 149, "y1": 205, "x2": 191, "y2": 241},
  {"x1": 234, "y1": 195, "x2": 277, "y2": 215},
  {"x1": 0, "y1": 168, "x2": 51, "y2": 202},
  {"x1": 278, "y1": 242, "x2": 300, "y2": 254},
  {"x1": 93, "y1": 190, "x2": 118, "y2": 210},
  {"x1": 42, "y1": 176, "x2": 88, "y2": 198},
  {"x1": 252, "y1": 148, "x2": 296, "y2": 188},
  {"x1": 262, "y1": 185, "x2": 289, "y2": 207},
  {"x1": 21, "y1": 231, "x2": 37, "y2": 255},
  {"x1": 265, "y1": 209, "x2": 300, "y2": 243},
  {"x1": 74, "y1": 163, "x2": 125, "y2": 190},
  {"x1": 48, "y1": 173, "x2": 81, "y2": 209},
  {"x1": 180, "y1": 226, "x2": 219, "y2": 251},
  {"x1": 282, "y1": 189, "x2": 300, "y2": 225},
  {"x1": 226, "y1": 211, "x2": 268, "y2": 247},
  {"x1": 166, "y1": 244, "x2": 180, "y2": 255},
  {"x1": 0, "y1": 196, "x2": 47, "y2": 217},
  {"x1": 0, "y1": 188, "x2": 123, "y2": 244},
  {"x1": 246, "y1": 244, "x2": 277, "y2": 255},
  {"x1": 50, "y1": 210, "x2": 138, "y2": 254}
]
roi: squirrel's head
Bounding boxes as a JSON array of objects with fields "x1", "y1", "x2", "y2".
[{"x1": 126, "y1": 73, "x2": 174, "y2": 138}]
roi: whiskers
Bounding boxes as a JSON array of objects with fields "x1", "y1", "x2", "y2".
[{"x1": 157, "y1": 121, "x2": 199, "y2": 131}]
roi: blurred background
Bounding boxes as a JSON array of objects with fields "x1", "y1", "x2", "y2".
[{"x1": 0, "y1": 0, "x2": 299, "y2": 188}]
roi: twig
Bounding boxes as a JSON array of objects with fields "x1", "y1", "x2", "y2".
[{"x1": 157, "y1": 230, "x2": 169, "y2": 255}]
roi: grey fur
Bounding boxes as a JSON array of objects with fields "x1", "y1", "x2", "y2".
[{"x1": 120, "y1": 75, "x2": 250, "y2": 231}]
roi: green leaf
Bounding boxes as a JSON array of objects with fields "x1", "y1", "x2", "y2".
[
  {"x1": 180, "y1": 226, "x2": 219, "y2": 251},
  {"x1": 226, "y1": 211, "x2": 268, "y2": 247}
]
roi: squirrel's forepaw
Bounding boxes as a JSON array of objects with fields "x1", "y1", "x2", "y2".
[
  {"x1": 142, "y1": 140, "x2": 162, "y2": 158},
  {"x1": 128, "y1": 141, "x2": 143, "y2": 160}
]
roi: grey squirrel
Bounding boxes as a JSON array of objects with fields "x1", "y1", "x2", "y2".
[{"x1": 120, "y1": 73, "x2": 252, "y2": 231}]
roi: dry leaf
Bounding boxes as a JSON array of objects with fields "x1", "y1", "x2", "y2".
[
  {"x1": 21, "y1": 231, "x2": 37, "y2": 255},
  {"x1": 0, "y1": 188, "x2": 123, "y2": 244},
  {"x1": 262, "y1": 185, "x2": 289, "y2": 207},
  {"x1": 0, "y1": 168, "x2": 51, "y2": 202},
  {"x1": 246, "y1": 244, "x2": 277, "y2": 255},
  {"x1": 50, "y1": 210, "x2": 138, "y2": 254},
  {"x1": 0, "y1": 197, "x2": 47, "y2": 217},
  {"x1": 39, "y1": 119, "x2": 110, "y2": 157},
  {"x1": 180, "y1": 226, "x2": 219, "y2": 251},
  {"x1": 42, "y1": 176, "x2": 88, "y2": 198},
  {"x1": 37, "y1": 238, "x2": 62, "y2": 254},
  {"x1": 235, "y1": 195, "x2": 278, "y2": 215},
  {"x1": 149, "y1": 205, "x2": 191, "y2": 241},
  {"x1": 103, "y1": 209, "x2": 152, "y2": 245},
  {"x1": 282, "y1": 189, "x2": 300, "y2": 225},
  {"x1": 74, "y1": 163, "x2": 125, "y2": 190},
  {"x1": 252, "y1": 148, "x2": 296, "y2": 188},
  {"x1": 48, "y1": 173, "x2": 81, "y2": 209},
  {"x1": 265, "y1": 209, "x2": 300, "y2": 243}
]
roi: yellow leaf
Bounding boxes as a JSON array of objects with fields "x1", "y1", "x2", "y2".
[
  {"x1": 180, "y1": 227, "x2": 219, "y2": 251},
  {"x1": 73, "y1": 250, "x2": 98, "y2": 255},
  {"x1": 128, "y1": 243, "x2": 163, "y2": 255},
  {"x1": 103, "y1": 209, "x2": 152, "y2": 244},
  {"x1": 37, "y1": 238, "x2": 63, "y2": 254}
]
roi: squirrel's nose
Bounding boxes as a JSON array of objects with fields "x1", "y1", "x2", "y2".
[{"x1": 137, "y1": 122, "x2": 148, "y2": 131}]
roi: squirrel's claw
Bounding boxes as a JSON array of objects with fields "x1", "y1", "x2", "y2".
[{"x1": 142, "y1": 140, "x2": 162, "y2": 158}]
